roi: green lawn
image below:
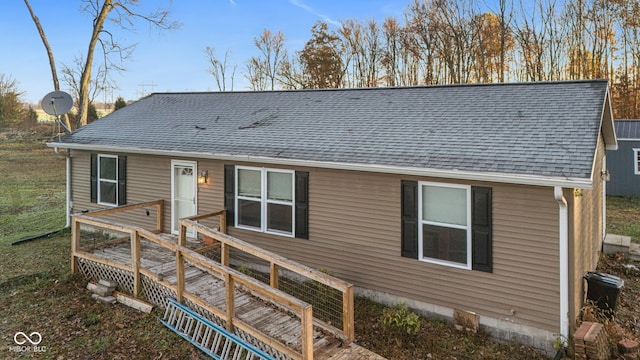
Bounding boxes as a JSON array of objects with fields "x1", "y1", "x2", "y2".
[
  {"x1": 0, "y1": 132, "x2": 208, "y2": 359},
  {"x1": 0, "y1": 131, "x2": 66, "y2": 243},
  {"x1": 607, "y1": 196, "x2": 640, "y2": 243}
]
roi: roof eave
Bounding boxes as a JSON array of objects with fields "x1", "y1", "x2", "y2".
[
  {"x1": 47, "y1": 142, "x2": 594, "y2": 189},
  {"x1": 601, "y1": 89, "x2": 618, "y2": 151}
]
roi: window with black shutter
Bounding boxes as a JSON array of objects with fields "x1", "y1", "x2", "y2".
[
  {"x1": 295, "y1": 171, "x2": 309, "y2": 239},
  {"x1": 90, "y1": 154, "x2": 126, "y2": 206},
  {"x1": 471, "y1": 186, "x2": 492, "y2": 272},
  {"x1": 401, "y1": 180, "x2": 418, "y2": 259},
  {"x1": 224, "y1": 165, "x2": 309, "y2": 239},
  {"x1": 224, "y1": 165, "x2": 235, "y2": 226},
  {"x1": 401, "y1": 180, "x2": 492, "y2": 272}
]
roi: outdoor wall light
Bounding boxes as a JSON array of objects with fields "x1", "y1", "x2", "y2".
[
  {"x1": 197, "y1": 170, "x2": 209, "y2": 184},
  {"x1": 601, "y1": 169, "x2": 611, "y2": 182}
]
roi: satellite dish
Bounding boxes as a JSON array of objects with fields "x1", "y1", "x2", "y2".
[{"x1": 41, "y1": 91, "x2": 73, "y2": 116}]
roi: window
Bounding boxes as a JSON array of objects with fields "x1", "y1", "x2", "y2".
[
  {"x1": 419, "y1": 182, "x2": 471, "y2": 269},
  {"x1": 91, "y1": 154, "x2": 126, "y2": 206},
  {"x1": 635, "y1": 149, "x2": 640, "y2": 175},
  {"x1": 401, "y1": 180, "x2": 492, "y2": 272},
  {"x1": 98, "y1": 155, "x2": 118, "y2": 205},
  {"x1": 236, "y1": 166, "x2": 295, "y2": 236}
]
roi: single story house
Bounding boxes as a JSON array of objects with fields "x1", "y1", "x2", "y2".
[
  {"x1": 607, "y1": 120, "x2": 640, "y2": 196},
  {"x1": 48, "y1": 80, "x2": 616, "y2": 352}
]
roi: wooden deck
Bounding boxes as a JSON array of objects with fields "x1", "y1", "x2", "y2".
[{"x1": 78, "y1": 225, "x2": 384, "y2": 360}]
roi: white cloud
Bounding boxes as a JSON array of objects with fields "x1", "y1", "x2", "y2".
[{"x1": 288, "y1": 0, "x2": 341, "y2": 27}]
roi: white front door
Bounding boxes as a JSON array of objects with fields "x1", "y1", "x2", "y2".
[{"x1": 171, "y1": 160, "x2": 197, "y2": 235}]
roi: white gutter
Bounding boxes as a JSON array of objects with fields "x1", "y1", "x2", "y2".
[
  {"x1": 46, "y1": 142, "x2": 595, "y2": 190},
  {"x1": 554, "y1": 186, "x2": 569, "y2": 344}
]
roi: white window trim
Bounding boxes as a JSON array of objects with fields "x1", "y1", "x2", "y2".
[
  {"x1": 418, "y1": 181, "x2": 472, "y2": 270},
  {"x1": 97, "y1": 154, "x2": 118, "y2": 207},
  {"x1": 235, "y1": 166, "x2": 295, "y2": 237},
  {"x1": 634, "y1": 148, "x2": 640, "y2": 175}
]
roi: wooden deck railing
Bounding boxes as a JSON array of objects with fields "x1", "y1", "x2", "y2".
[
  {"x1": 70, "y1": 201, "x2": 355, "y2": 360},
  {"x1": 182, "y1": 216, "x2": 355, "y2": 343}
]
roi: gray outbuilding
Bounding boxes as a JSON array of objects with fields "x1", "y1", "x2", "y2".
[{"x1": 607, "y1": 120, "x2": 640, "y2": 196}]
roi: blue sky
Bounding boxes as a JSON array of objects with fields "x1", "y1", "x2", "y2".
[{"x1": 1, "y1": 1, "x2": 406, "y2": 104}]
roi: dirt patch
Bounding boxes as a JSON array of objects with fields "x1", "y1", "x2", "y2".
[
  {"x1": 1, "y1": 273, "x2": 210, "y2": 360},
  {"x1": 594, "y1": 253, "x2": 640, "y2": 340},
  {"x1": 353, "y1": 297, "x2": 550, "y2": 360}
]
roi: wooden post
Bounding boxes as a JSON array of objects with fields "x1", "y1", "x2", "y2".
[
  {"x1": 343, "y1": 285, "x2": 355, "y2": 343},
  {"x1": 176, "y1": 250, "x2": 185, "y2": 303},
  {"x1": 301, "y1": 305, "x2": 314, "y2": 360},
  {"x1": 71, "y1": 218, "x2": 81, "y2": 274},
  {"x1": 270, "y1": 262, "x2": 279, "y2": 289},
  {"x1": 219, "y1": 210, "x2": 227, "y2": 234},
  {"x1": 221, "y1": 242, "x2": 229, "y2": 267},
  {"x1": 156, "y1": 200, "x2": 164, "y2": 233},
  {"x1": 225, "y1": 273, "x2": 234, "y2": 332},
  {"x1": 176, "y1": 220, "x2": 186, "y2": 302},
  {"x1": 178, "y1": 223, "x2": 187, "y2": 247},
  {"x1": 131, "y1": 230, "x2": 141, "y2": 298}
]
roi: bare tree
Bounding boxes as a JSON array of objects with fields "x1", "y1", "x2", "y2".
[
  {"x1": 205, "y1": 47, "x2": 236, "y2": 91},
  {"x1": 246, "y1": 29, "x2": 287, "y2": 90},
  {"x1": 25, "y1": 0, "x2": 179, "y2": 129},
  {"x1": 245, "y1": 57, "x2": 269, "y2": 91},
  {"x1": 24, "y1": 0, "x2": 72, "y2": 130},
  {"x1": 339, "y1": 19, "x2": 382, "y2": 87},
  {"x1": 61, "y1": 55, "x2": 112, "y2": 104},
  {"x1": 381, "y1": 17, "x2": 402, "y2": 86},
  {"x1": 496, "y1": 0, "x2": 515, "y2": 82},
  {"x1": 276, "y1": 54, "x2": 307, "y2": 90},
  {"x1": 427, "y1": 0, "x2": 480, "y2": 84},
  {"x1": 406, "y1": 1, "x2": 440, "y2": 84},
  {"x1": 514, "y1": 0, "x2": 548, "y2": 81}
]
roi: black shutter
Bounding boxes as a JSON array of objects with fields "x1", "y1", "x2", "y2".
[
  {"x1": 295, "y1": 171, "x2": 309, "y2": 239},
  {"x1": 117, "y1": 156, "x2": 127, "y2": 205},
  {"x1": 472, "y1": 186, "x2": 493, "y2": 272},
  {"x1": 224, "y1": 165, "x2": 235, "y2": 227},
  {"x1": 401, "y1": 180, "x2": 419, "y2": 259},
  {"x1": 90, "y1": 154, "x2": 97, "y2": 203}
]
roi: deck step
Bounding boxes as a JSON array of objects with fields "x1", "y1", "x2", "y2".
[{"x1": 160, "y1": 297, "x2": 275, "y2": 360}]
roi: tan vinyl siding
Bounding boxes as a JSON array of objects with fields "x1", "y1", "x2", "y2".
[
  {"x1": 226, "y1": 166, "x2": 561, "y2": 333},
  {"x1": 71, "y1": 151, "x2": 220, "y2": 231},
  {"x1": 568, "y1": 134, "x2": 605, "y2": 329},
  {"x1": 70, "y1": 152, "x2": 561, "y2": 333}
]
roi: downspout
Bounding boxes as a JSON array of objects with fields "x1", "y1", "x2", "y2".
[
  {"x1": 554, "y1": 186, "x2": 569, "y2": 344},
  {"x1": 602, "y1": 157, "x2": 607, "y2": 244},
  {"x1": 66, "y1": 154, "x2": 71, "y2": 227},
  {"x1": 55, "y1": 147, "x2": 72, "y2": 227}
]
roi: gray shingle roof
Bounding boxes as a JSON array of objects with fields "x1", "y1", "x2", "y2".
[
  {"x1": 615, "y1": 120, "x2": 640, "y2": 139},
  {"x1": 53, "y1": 80, "x2": 611, "y2": 181}
]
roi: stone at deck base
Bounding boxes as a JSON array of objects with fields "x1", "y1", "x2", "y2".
[
  {"x1": 603, "y1": 234, "x2": 631, "y2": 255},
  {"x1": 630, "y1": 243, "x2": 640, "y2": 262},
  {"x1": 91, "y1": 293, "x2": 117, "y2": 304},
  {"x1": 87, "y1": 282, "x2": 116, "y2": 297}
]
